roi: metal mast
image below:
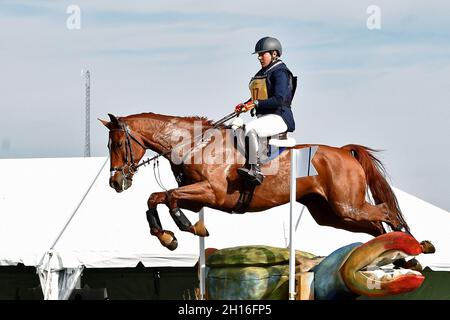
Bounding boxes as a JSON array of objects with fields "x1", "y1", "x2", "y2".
[{"x1": 83, "y1": 70, "x2": 90, "y2": 157}]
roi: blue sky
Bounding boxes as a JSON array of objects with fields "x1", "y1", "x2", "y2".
[{"x1": 0, "y1": 0, "x2": 449, "y2": 211}]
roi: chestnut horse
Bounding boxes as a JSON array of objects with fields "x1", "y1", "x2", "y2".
[{"x1": 100, "y1": 112, "x2": 423, "y2": 251}]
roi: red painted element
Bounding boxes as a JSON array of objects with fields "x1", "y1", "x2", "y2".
[
  {"x1": 359, "y1": 232, "x2": 422, "y2": 256},
  {"x1": 367, "y1": 275, "x2": 425, "y2": 297}
]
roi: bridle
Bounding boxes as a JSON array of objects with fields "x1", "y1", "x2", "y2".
[
  {"x1": 108, "y1": 111, "x2": 238, "y2": 188},
  {"x1": 109, "y1": 122, "x2": 146, "y2": 180}
]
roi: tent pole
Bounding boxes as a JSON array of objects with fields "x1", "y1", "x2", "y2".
[
  {"x1": 289, "y1": 147, "x2": 297, "y2": 300},
  {"x1": 38, "y1": 157, "x2": 109, "y2": 300},
  {"x1": 47, "y1": 157, "x2": 109, "y2": 252},
  {"x1": 199, "y1": 208, "x2": 206, "y2": 300}
]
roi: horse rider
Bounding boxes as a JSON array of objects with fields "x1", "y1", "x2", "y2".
[{"x1": 235, "y1": 36, "x2": 297, "y2": 185}]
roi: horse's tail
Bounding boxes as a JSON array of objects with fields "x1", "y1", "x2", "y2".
[{"x1": 341, "y1": 144, "x2": 410, "y2": 233}]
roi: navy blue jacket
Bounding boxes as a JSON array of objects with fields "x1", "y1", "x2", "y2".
[{"x1": 252, "y1": 60, "x2": 296, "y2": 132}]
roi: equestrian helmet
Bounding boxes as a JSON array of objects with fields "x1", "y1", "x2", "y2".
[{"x1": 253, "y1": 36, "x2": 282, "y2": 56}]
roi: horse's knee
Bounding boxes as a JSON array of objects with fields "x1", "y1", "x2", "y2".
[
  {"x1": 147, "y1": 192, "x2": 165, "y2": 208},
  {"x1": 167, "y1": 190, "x2": 180, "y2": 208},
  {"x1": 147, "y1": 194, "x2": 157, "y2": 207}
]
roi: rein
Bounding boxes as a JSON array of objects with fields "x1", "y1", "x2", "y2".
[
  {"x1": 135, "y1": 111, "x2": 237, "y2": 169},
  {"x1": 110, "y1": 111, "x2": 238, "y2": 189}
]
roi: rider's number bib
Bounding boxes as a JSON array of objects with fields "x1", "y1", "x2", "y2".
[{"x1": 249, "y1": 77, "x2": 268, "y2": 101}]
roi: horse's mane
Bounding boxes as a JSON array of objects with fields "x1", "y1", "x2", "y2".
[
  {"x1": 121, "y1": 112, "x2": 219, "y2": 128},
  {"x1": 181, "y1": 116, "x2": 216, "y2": 127}
]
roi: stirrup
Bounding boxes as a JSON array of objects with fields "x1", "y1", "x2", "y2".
[
  {"x1": 247, "y1": 171, "x2": 264, "y2": 185},
  {"x1": 246, "y1": 165, "x2": 264, "y2": 185},
  {"x1": 237, "y1": 166, "x2": 264, "y2": 185},
  {"x1": 237, "y1": 167, "x2": 250, "y2": 176}
]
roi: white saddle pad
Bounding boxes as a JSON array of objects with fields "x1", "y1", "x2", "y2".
[{"x1": 269, "y1": 137, "x2": 296, "y2": 147}]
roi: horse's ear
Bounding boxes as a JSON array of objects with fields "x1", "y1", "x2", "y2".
[
  {"x1": 108, "y1": 113, "x2": 120, "y2": 126},
  {"x1": 98, "y1": 118, "x2": 113, "y2": 129}
]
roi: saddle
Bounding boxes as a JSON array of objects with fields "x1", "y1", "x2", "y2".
[
  {"x1": 231, "y1": 129, "x2": 293, "y2": 213},
  {"x1": 230, "y1": 120, "x2": 297, "y2": 213},
  {"x1": 232, "y1": 127, "x2": 295, "y2": 164},
  {"x1": 267, "y1": 132, "x2": 296, "y2": 148}
]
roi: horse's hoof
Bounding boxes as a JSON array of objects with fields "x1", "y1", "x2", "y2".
[
  {"x1": 420, "y1": 240, "x2": 436, "y2": 254},
  {"x1": 166, "y1": 238, "x2": 178, "y2": 251},
  {"x1": 159, "y1": 230, "x2": 178, "y2": 251},
  {"x1": 192, "y1": 222, "x2": 210, "y2": 237},
  {"x1": 197, "y1": 228, "x2": 209, "y2": 237}
]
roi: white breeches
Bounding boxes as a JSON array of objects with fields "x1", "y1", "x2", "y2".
[{"x1": 245, "y1": 114, "x2": 288, "y2": 137}]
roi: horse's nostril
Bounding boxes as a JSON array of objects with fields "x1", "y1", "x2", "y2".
[{"x1": 110, "y1": 179, "x2": 120, "y2": 190}]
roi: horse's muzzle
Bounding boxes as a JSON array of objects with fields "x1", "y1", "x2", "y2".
[{"x1": 109, "y1": 175, "x2": 132, "y2": 193}]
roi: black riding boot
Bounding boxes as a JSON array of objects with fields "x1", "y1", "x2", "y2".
[
  {"x1": 237, "y1": 164, "x2": 264, "y2": 185},
  {"x1": 247, "y1": 163, "x2": 264, "y2": 185},
  {"x1": 237, "y1": 129, "x2": 264, "y2": 185}
]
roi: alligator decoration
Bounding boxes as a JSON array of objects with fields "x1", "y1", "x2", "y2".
[{"x1": 200, "y1": 232, "x2": 427, "y2": 300}]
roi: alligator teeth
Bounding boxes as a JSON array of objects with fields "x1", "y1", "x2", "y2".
[
  {"x1": 359, "y1": 248, "x2": 422, "y2": 282},
  {"x1": 368, "y1": 250, "x2": 409, "y2": 268},
  {"x1": 361, "y1": 268, "x2": 422, "y2": 281}
]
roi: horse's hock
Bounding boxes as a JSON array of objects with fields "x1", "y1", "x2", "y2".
[{"x1": 204, "y1": 246, "x2": 322, "y2": 300}]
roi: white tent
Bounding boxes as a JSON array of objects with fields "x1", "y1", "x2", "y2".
[{"x1": 0, "y1": 156, "x2": 449, "y2": 299}]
